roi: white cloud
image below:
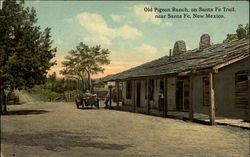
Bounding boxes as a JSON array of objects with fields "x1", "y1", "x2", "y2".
[
  {"x1": 132, "y1": 44, "x2": 161, "y2": 62},
  {"x1": 130, "y1": 4, "x2": 173, "y2": 28},
  {"x1": 116, "y1": 25, "x2": 143, "y2": 39},
  {"x1": 135, "y1": 44, "x2": 158, "y2": 55},
  {"x1": 77, "y1": 13, "x2": 110, "y2": 35},
  {"x1": 130, "y1": 4, "x2": 161, "y2": 24},
  {"x1": 76, "y1": 12, "x2": 142, "y2": 45},
  {"x1": 111, "y1": 44, "x2": 159, "y2": 63},
  {"x1": 84, "y1": 35, "x2": 111, "y2": 45},
  {"x1": 110, "y1": 14, "x2": 124, "y2": 22},
  {"x1": 100, "y1": 45, "x2": 161, "y2": 76}
]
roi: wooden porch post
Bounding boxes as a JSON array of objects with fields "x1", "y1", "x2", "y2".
[
  {"x1": 121, "y1": 81, "x2": 124, "y2": 105},
  {"x1": 147, "y1": 79, "x2": 150, "y2": 114},
  {"x1": 209, "y1": 72, "x2": 215, "y2": 125},
  {"x1": 189, "y1": 75, "x2": 194, "y2": 121},
  {"x1": 163, "y1": 77, "x2": 168, "y2": 117},
  {"x1": 133, "y1": 80, "x2": 136, "y2": 112},
  {"x1": 109, "y1": 85, "x2": 112, "y2": 109},
  {"x1": 116, "y1": 81, "x2": 119, "y2": 107}
]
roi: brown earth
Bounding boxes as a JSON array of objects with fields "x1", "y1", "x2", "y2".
[{"x1": 1, "y1": 92, "x2": 249, "y2": 157}]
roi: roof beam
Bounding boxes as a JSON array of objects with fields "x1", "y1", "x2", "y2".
[{"x1": 213, "y1": 55, "x2": 249, "y2": 70}]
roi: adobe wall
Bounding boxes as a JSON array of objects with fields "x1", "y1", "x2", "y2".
[
  {"x1": 167, "y1": 77, "x2": 177, "y2": 110},
  {"x1": 121, "y1": 57, "x2": 249, "y2": 120},
  {"x1": 192, "y1": 75, "x2": 210, "y2": 115},
  {"x1": 214, "y1": 58, "x2": 249, "y2": 120},
  {"x1": 193, "y1": 58, "x2": 249, "y2": 120}
]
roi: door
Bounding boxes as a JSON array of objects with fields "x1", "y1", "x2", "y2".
[
  {"x1": 176, "y1": 79, "x2": 189, "y2": 111},
  {"x1": 136, "y1": 81, "x2": 141, "y2": 107},
  {"x1": 176, "y1": 81, "x2": 183, "y2": 110}
]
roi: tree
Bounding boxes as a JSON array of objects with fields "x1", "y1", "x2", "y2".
[
  {"x1": 223, "y1": 24, "x2": 249, "y2": 43},
  {"x1": 0, "y1": 0, "x2": 56, "y2": 114},
  {"x1": 60, "y1": 42, "x2": 110, "y2": 92},
  {"x1": 47, "y1": 72, "x2": 57, "y2": 90}
]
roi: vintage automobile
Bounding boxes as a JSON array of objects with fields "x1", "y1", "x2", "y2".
[{"x1": 75, "y1": 93, "x2": 99, "y2": 109}]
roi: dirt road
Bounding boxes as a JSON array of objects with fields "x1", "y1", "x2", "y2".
[
  {"x1": 16, "y1": 90, "x2": 43, "y2": 105},
  {"x1": 1, "y1": 93, "x2": 249, "y2": 157}
]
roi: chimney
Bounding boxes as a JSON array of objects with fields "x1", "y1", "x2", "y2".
[
  {"x1": 173, "y1": 40, "x2": 186, "y2": 56},
  {"x1": 199, "y1": 34, "x2": 211, "y2": 49},
  {"x1": 169, "y1": 49, "x2": 172, "y2": 61}
]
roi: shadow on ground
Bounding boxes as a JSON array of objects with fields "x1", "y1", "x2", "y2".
[
  {"x1": 3, "y1": 110, "x2": 49, "y2": 116},
  {"x1": 78, "y1": 107, "x2": 99, "y2": 110},
  {"x1": 1, "y1": 131, "x2": 132, "y2": 151}
]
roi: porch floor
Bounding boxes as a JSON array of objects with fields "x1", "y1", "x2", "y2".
[
  {"x1": 168, "y1": 111, "x2": 250, "y2": 129},
  {"x1": 109, "y1": 104, "x2": 249, "y2": 129}
]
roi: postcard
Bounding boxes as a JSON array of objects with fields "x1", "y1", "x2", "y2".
[{"x1": 0, "y1": 0, "x2": 249, "y2": 157}]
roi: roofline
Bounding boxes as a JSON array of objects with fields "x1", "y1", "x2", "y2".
[
  {"x1": 108, "y1": 69, "x2": 214, "y2": 81},
  {"x1": 106, "y1": 53, "x2": 250, "y2": 82}
]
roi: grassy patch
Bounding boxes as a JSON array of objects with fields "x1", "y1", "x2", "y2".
[
  {"x1": 30, "y1": 86, "x2": 65, "y2": 102},
  {"x1": 29, "y1": 86, "x2": 80, "y2": 102},
  {"x1": 18, "y1": 94, "x2": 26, "y2": 104}
]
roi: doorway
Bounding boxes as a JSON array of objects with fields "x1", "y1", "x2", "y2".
[
  {"x1": 176, "y1": 78, "x2": 189, "y2": 111},
  {"x1": 136, "y1": 81, "x2": 141, "y2": 107}
]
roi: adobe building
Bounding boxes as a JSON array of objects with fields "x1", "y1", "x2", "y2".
[{"x1": 103, "y1": 34, "x2": 249, "y2": 124}]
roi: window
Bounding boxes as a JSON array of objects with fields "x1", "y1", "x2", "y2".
[
  {"x1": 149, "y1": 79, "x2": 154, "y2": 101},
  {"x1": 203, "y1": 77, "x2": 210, "y2": 106},
  {"x1": 126, "y1": 80, "x2": 132, "y2": 99},
  {"x1": 235, "y1": 71, "x2": 248, "y2": 109}
]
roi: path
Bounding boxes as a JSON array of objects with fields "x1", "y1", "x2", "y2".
[{"x1": 15, "y1": 90, "x2": 43, "y2": 105}]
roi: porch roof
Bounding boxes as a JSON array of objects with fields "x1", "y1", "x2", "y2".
[{"x1": 103, "y1": 39, "x2": 249, "y2": 81}]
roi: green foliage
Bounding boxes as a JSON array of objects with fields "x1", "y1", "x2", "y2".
[
  {"x1": 30, "y1": 86, "x2": 64, "y2": 102},
  {"x1": 48, "y1": 72, "x2": 57, "y2": 82},
  {"x1": 51, "y1": 82, "x2": 64, "y2": 93},
  {"x1": 224, "y1": 24, "x2": 249, "y2": 43},
  {"x1": 92, "y1": 79, "x2": 105, "y2": 88},
  {"x1": 30, "y1": 78, "x2": 81, "y2": 102},
  {"x1": 60, "y1": 42, "x2": 110, "y2": 91},
  {"x1": 0, "y1": 0, "x2": 56, "y2": 113},
  {"x1": 0, "y1": 0, "x2": 56, "y2": 90},
  {"x1": 43, "y1": 74, "x2": 79, "y2": 92}
]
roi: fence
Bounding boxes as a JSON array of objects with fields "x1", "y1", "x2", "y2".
[{"x1": 64, "y1": 93, "x2": 75, "y2": 102}]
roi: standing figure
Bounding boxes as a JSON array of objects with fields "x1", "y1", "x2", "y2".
[{"x1": 75, "y1": 93, "x2": 83, "y2": 109}]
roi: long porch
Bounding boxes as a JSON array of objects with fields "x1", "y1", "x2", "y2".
[
  {"x1": 107, "y1": 71, "x2": 217, "y2": 125},
  {"x1": 108, "y1": 104, "x2": 249, "y2": 129}
]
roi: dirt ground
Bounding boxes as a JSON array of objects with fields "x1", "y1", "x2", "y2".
[{"x1": 1, "y1": 93, "x2": 249, "y2": 157}]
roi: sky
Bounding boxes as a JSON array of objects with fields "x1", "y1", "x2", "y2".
[{"x1": 25, "y1": 1, "x2": 249, "y2": 79}]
